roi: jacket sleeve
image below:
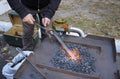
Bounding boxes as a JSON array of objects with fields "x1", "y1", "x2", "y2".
[
  {"x1": 41, "y1": 0, "x2": 61, "y2": 19},
  {"x1": 7, "y1": 0, "x2": 30, "y2": 19}
]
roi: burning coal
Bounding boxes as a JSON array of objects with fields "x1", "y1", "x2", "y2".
[
  {"x1": 51, "y1": 43, "x2": 96, "y2": 75},
  {"x1": 61, "y1": 46, "x2": 81, "y2": 61},
  {"x1": 66, "y1": 48, "x2": 80, "y2": 60}
]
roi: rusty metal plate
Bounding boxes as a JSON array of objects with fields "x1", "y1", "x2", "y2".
[{"x1": 14, "y1": 35, "x2": 117, "y2": 79}]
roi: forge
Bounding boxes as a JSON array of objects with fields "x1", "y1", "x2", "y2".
[{"x1": 14, "y1": 35, "x2": 118, "y2": 79}]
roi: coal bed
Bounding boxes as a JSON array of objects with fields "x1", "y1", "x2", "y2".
[{"x1": 51, "y1": 43, "x2": 96, "y2": 75}]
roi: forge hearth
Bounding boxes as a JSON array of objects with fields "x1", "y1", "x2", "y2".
[
  {"x1": 51, "y1": 43, "x2": 96, "y2": 75},
  {"x1": 14, "y1": 35, "x2": 118, "y2": 79}
]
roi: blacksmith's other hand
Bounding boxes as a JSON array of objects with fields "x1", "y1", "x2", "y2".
[{"x1": 42, "y1": 17, "x2": 50, "y2": 27}]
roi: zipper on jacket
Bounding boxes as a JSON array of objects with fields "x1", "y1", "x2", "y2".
[{"x1": 38, "y1": 0, "x2": 40, "y2": 13}]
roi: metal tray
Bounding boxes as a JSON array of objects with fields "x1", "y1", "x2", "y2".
[{"x1": 14, "y1": 35, "x2": 118, "y2": 79}]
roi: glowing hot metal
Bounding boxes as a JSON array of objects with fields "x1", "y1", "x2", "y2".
[{"x1": 52, "y1": 31, "x2": 80, "y2": 60}]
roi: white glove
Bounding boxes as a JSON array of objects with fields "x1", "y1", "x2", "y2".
[{"x1": 11, "y1": 51, "x2": 33, "y2": 64}]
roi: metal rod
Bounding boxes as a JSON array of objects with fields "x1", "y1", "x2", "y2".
[
  {"x1": 52, "y1": 31, "x2": 77, "y2": 60},
  {"x1": 16, "y1": 47, "x2": 48, "y2": 79},
  {"x1": 36, "y1": 64, "x2": 100, "y2": 79},
  {"x1": 36, "y1": 22, "x2": 77, "y2": 60}
]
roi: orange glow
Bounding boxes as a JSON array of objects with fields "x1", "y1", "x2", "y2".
[{"x1": 65, "y1": 48, "x2": 81, "y2": 60}]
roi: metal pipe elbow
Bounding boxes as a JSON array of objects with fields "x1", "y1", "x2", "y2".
[{"x1": 68, "y1": 26, "x2": 86, "y2": 37}]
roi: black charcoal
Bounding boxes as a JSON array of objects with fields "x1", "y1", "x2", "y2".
[{"x1": 51, "y1": 43, "x2": 96, "y2": 75}]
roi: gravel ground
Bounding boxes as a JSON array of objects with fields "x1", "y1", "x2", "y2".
[{"x1": 54, "y1": 0, "x2": 120, "y2": 38}]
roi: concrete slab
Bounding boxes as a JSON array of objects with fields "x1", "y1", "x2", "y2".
[
  {"x1": 0, "y1": 0, "x2": 11, "y2": 15},
  {"x1": 115, "y1": 39, "x2": 120, "y2": 54}
]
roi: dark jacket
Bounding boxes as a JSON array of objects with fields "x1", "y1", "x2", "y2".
[{"x1": 7, "y1": 0, "x2": 61, "y2": 19}]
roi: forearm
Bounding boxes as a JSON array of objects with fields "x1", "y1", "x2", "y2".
[
  {"x1": 7, "y1": 0, "x2": 29, "y2": 19},
  {"x1": 41, "y1": 0, "x2": 61, "y2": 19}
]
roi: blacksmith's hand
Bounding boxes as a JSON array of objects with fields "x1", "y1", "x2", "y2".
[
  {"x1": 23, "y1": 14, "x2": 35, "y2": 24},
  {"x1": 42, "y1": 17, "x2": 50, "y2": 27}
]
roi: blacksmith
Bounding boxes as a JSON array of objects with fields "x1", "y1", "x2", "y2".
[{"x1": 7, "y1": 0, "x2": 61, "y2": 53}]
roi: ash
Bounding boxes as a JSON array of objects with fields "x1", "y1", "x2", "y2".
[{"x1": 51, "y1": 43, "x2": 96, "y2": 75}]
